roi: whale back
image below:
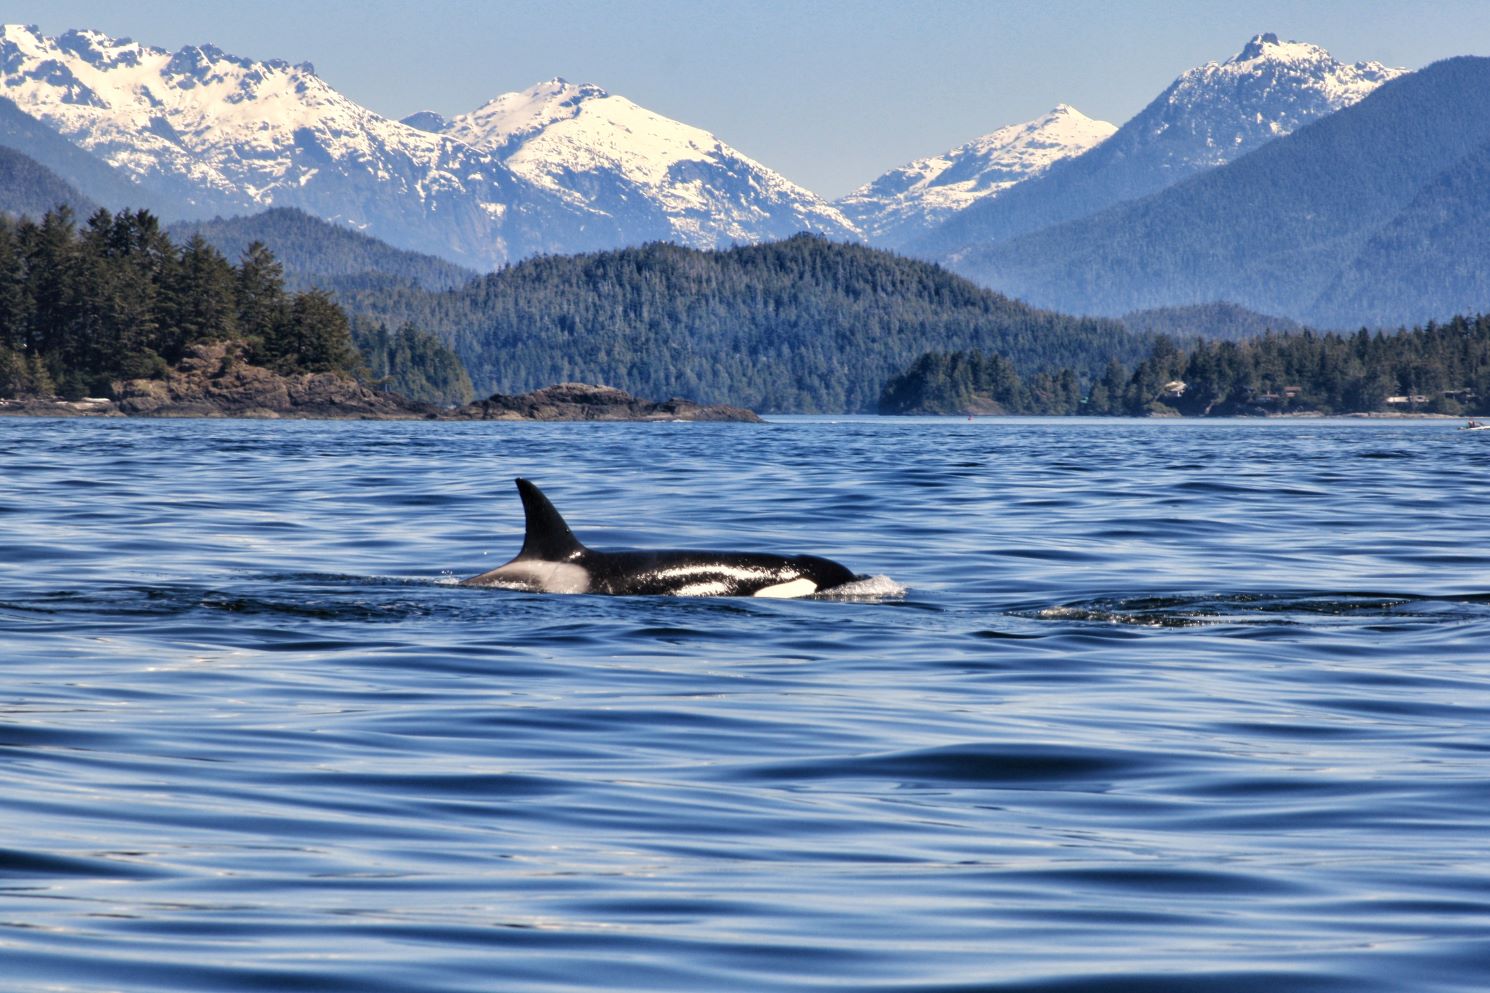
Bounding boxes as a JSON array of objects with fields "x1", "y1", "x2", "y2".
[
  {"x1": 515, "y1": 478, "x2": 586, "y2": 561},
  {"x1": 463, "y1": 477, "x2": 861, "y2": 597}
]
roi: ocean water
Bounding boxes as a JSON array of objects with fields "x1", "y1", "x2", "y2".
[{"x1": 3, "y1": 415, "x2": 1489, "y2": 993}]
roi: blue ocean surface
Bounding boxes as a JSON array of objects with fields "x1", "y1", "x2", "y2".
[{"x1": 2, "y1": 415, "x2": 1489, "y2": 992}]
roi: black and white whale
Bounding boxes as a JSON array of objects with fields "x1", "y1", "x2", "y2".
[{"x1": 461, "y1": 478, "x2": 861, "y2": 597}]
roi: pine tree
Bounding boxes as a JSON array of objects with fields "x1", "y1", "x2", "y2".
[
  {"x1": 163, "y1": 234, "x2": 238, "y2": 358},
  {"x1": 276, "y1": 290, "x2": 362, "y2": 375},
  {"x1": 0, "y1": 219, "x2": 32, "y2": 353},
  {"x1": 236, "y1": 240, "x2": 289, "y2": 355}
]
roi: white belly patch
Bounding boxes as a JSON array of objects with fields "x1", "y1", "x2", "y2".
[
  {"x1": 751, "y1": 578, "x2": 818, "y2": 599},
  {"x1": 471, "y1": 560, "x2": 591, "y2": 594}
]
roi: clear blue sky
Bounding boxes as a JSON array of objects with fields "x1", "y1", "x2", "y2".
[{"x1": 12, "y1": 0, "x2": 1490, "y2": 198}]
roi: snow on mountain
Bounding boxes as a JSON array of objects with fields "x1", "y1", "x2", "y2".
[
  {"x1": 0, "y1": 24, "x2": 624, "y2": 268},
  {"x1": 0, "y1": 25, "x2": 1407, "y2": 271},
  {"x1": 835, "y1": 104, "x2": 1116, "y2": 248},
  {"x1": 412, "y1": 78, "x2": 861, "y2": 248},
  {"x1": 1136, "y1": 32, "x2": 1405, "y2": 172},
  {"x1": 923, "y1": 33, "x2": 1407, "y2": 259},
  {"x1": 943, "y1": 55, "x2": 1490, "y2": 327},
  {"x1": 0, "y1": 93, "x2": 175, "y2": 216}
]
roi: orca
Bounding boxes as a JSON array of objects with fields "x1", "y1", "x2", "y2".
[{"x1": 461, "y1": 478, "x2": 861, "y2": 597}]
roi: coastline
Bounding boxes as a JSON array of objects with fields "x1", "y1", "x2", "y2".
[
  {"x1": 0, "y1": 387, "x2": 763, "y2": 423},
  {"x1": 2, "y1": 398, "x2": 1466, "y2": 422},
  {"x1": 0, "y1": 342, "x2": 761, "y2": 423},
  {"x1": 0, "y1": 342, "x2": 1463, "y2": 425}
]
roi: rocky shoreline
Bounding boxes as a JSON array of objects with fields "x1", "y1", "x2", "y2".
[
  {"x1": 0, "y1": 342, "x2": 761, "y2": 423},
  {"x1": 446, "y1": 382, "x2": 760, "y2": 422}
]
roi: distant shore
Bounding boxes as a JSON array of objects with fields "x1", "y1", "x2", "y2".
[
  {"x1": 0, "y1": 343, "x2": 761, "y2": 423},
  {"x1": 0, "y1": 384, "x2": 762, "y2": 423},
  {"x1": 0, "y1": 341, "x2": 1466, "y2": 424}
]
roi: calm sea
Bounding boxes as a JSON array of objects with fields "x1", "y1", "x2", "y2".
[{"x1": 3, "y1": 416, "x2": 1489, "y2": 993}]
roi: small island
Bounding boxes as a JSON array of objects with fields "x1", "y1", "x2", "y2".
[
  {"x1": 448, "y1": 382, "x2": 760, "y2": 422},
  {"x1": 0, "y1": 208, "x2": 758, "y2": 423},
  {"x1": 0, "y1": 341, "x2": 759, "y2": 422}
]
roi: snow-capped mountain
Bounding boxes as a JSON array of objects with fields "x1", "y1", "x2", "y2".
[
  {"x1": 1123, "y1": 33, "x2": 1405, "y2": 174},
  {"x1": 0, "y1": 26, "x2": 1409, "y2": 272},
  {"x1": 945, "y1": 55, "x2": 1490, "y2": 327},
  {"x1": 836, "y1": 104, "x2": 1115, "y2": 249},
  {"x1": 405, "y1": 78, "x2": 860, "y2": 248},
  {"x1": 923, "y1": 33, "x2": 1407, "y2": 258},
  {"x1": 0, "y1": 25, "x2": 637, "y2": 268}
]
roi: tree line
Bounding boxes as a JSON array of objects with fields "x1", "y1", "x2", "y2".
[
  {"x1": 352, "y1": 318, "x2": 474, "y2": 406},
  {"x1": 0, "y1": 206, "x2": 469, "y2": 404},
  {"x1": 880, "y1": 315, "x2": 1490, "y2": 416}
]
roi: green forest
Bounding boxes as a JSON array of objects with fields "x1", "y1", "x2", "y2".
[
  {"x1": 169, "y1": 208, "x2": 478, "y2": 294},
  {"x1": 342, "y1": 234, "x2": 1146, "y2": 413},
  {"x1": 0, "y1": 206, "x2": 466, "y2": 403},
  {"x1": 880, "y1": 315, "x2": 1490, "y2": 416},
  {"x1": 0, "y1": 144, "x2": 97, "y2": 221},
  {"x1": 353, "y1": 320, "x2": 474, "y2": 405}
]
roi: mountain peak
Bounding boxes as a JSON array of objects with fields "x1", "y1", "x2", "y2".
[
  {"x1": 1164, "y1": 36, "x2": 1407, "y2": 149},
  {"x1": 57, "y1": 26, "x2": 131, "y2": 49},
  {"x1": 1235, "y1": 32, "x2": 1282, "y2": 61},
  {"x1": 525, "y1": 77, "x2": 610, "y2": 103},
  {"x1": 836, "y1": 105, "x2": 1116, "y2": 246},
  {"x1": 0, "y1": 23, "x2": 584, "y2": 268},
  {"x1": 917, "y1": 35, "x2": 1406, "y2": 262},
  {"x1": 1, "y1": 22, "x2": 57, "y2": 52},
  {"x1": 440, "y1": 77, "x2": 857, "y2": 247},
  {"x1": 400, "y1": 109, "x2": 449, "y2": 133},
  {"x1": 1227, "y1": 33, "x2": 1334, "y2": 66},
  {"x1": 1041, "y1": 103, "x2": 1095, "y2": 123},
  {"x1": 442, "y1": 77, "x2": 613, "y2": 154}
]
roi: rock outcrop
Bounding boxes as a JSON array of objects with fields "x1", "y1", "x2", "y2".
[
  {"x1": 450, "y1": 382, "x2": 762, "y2": 422},
  {"x1": 110, "y1": 341, "x2": 435, "y2": 418}
]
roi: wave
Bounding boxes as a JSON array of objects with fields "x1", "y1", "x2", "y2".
[{"x1": 1022, "y1": 590, "x2": 1490, "y2": 627}]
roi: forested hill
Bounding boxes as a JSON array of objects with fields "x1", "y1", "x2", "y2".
[
  {"x1": 1121, "y1": 303, "x2": 1304, "y2": 342},
  {"x1": 0, "y1": 146, "x2": 97, "y2": 219},
  {"x1": 169, "y1": 208, "x2": 478, "y2": 293},
  {"x1": 341, "y1": 234, "x2": 1143, "y2": 412}
]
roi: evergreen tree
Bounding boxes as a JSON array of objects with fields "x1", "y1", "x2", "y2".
[
  {"x1": 24, "y1": 206, "x2": 78, "y2": 364},
  {"x1": 274, "y1": 289, "x2": 362, "y2": 376},
  {"x1": 0, "y1": 219, "x2": 31, "y2": 352},
  {"x1": 353, "y1": 319, "x2": 473, "y2": 405},
  {"x1": 164, "y1": 234, "x2": 238, "y2": 358},
  {"x1": 236, "y1": 240, "x2": 290, "y2": 353},
  {"x1": 0, "y1": 204, "x2": 438, "y2": 399}
]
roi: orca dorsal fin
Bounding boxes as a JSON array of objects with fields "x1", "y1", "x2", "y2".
[{"x1": 515, "y1": 478, "x2": 586, "y2": 561}]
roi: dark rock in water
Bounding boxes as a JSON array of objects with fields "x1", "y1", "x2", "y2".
[{"x1": 449, "y1": 382, "x2": 763, "y2": 422}]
